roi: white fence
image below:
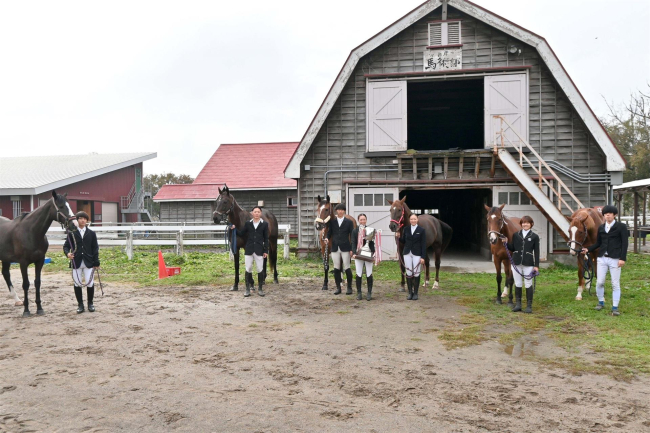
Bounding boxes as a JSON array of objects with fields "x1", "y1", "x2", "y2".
[{"x1": 46, "y1": 224, "x2": 291, "y2": 260}]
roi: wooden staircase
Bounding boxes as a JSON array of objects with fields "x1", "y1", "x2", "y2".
[{"x1": 491, "y1": 115, "x2": 584, "y2": 241}]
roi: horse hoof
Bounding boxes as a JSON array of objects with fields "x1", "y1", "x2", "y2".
[
  {"x1": 496, "y1": 298, "x2": 502, "y2": 305},
  {"x1": 22, "y1": 311, "x2": 31, "y2": 317},
  {"x1": 274, "y1": 279, "x2": 279, "y2": 284},
  {"x1": 322, "y1": 287, "x2": 328, "y2": 291},
  {"x1": 575, "y1": 296, "x2": 582, "y2": 301},
  {"x1": 230, "y1": 287, "x2": 239, "y2": 291},
  {"x1": 507, "y1": 302, "x2": 514, "y2": 308},
  {"x1": 399, "y1": 288, "x2": 406, "y2": 292},
  {"x1": 15, "y1": 301, "x2": 24, "y2": 306},
  {"x1": 37, "y1": 309, "x2": 45, "y2": 315},
  {"x1": 433, "y1": 282, "x2": 439, "y2": 290}
]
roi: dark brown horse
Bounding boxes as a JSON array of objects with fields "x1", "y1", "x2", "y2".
[
  {"x1": 387, "y1": 196, "x2": 452, "y2": 290},
  {"x1": 568, "y1": 206, "x2": 603, "y2": 300},
  {"x1": 213, "y1": 185, "x2": 279, "y2": 290},
  {"x1": 314, "y1": 195, "x2": 356, "y2": 291},
  {"x1": 485, "y1": 204, "x2": 521, "y2": 306},
  {"x1": 0, "y1": 191, "x2": 79, "y2": 316}
]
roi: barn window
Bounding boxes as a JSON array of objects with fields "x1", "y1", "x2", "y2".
[
  {"x1": 428, "y1": 20, "x2": 461, "y2": 47},
  {"x1": 12, "y1": 199, "x2": 22, "y2": 218},
  {"x1": 287, "y1": 197, "x2": 297, "y2": 207}
]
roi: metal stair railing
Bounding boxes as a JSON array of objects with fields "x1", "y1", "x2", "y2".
[
  {"x1": 120, "y1": 183, "x2": 137, "y2": 210},
  {"x1": 492, "y1": 115, "x2": 584, "y2": 215}
]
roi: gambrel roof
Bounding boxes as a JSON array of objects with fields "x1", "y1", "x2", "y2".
[{"x1": 285, "y1": 0, "x2": 626, "y2": 178}]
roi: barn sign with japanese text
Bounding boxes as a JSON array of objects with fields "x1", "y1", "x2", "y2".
[{"x1": 423, "y1": 48, "x2": 462, "y2": 72}]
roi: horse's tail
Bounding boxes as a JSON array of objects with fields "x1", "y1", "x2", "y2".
[{"x1": 439, "y1": 220, "x2": 453, "y2": 253}]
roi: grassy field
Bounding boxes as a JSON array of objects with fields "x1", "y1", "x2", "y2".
[{"x1": 38, "y1": 247, "x2": 650, "y2": 379}]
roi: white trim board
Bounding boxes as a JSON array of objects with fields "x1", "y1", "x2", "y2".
[{"x1": 284, "y1": 0, "x2": 625, "y2": 178}]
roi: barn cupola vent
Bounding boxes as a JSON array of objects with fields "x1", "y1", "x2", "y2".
[{"x1": 428, "y1": 0, "x2": 461, "y2": 48}]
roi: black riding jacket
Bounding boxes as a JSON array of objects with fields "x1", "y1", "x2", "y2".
[
  {"x1": 400, "y1": 225, "x2": 427, "y2": 258},
  {"x1": 325, "y1": 217, "x2": 354, "y2": 252},
  {"x1": 506, "y1": 229, "x2": 540, "y2": 267},
  {"x1": 239, "y1": 219, "x2": 269, "y2": 256},
  {"x1": 587, "y1": 221, "x2": 628, "y2": 261},
  {"x1": 63, "y1": 227, "x2": 100, "y2": 268}
]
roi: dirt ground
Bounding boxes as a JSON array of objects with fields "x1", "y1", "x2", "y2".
[{"x1": 2, "y1": 269, "x2": 650, "y2": 433}]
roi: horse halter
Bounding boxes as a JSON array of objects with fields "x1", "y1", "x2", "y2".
[
  {"x1": 390, "y1": 209, "x2": 405, "y2": 230},
  {"x1": 487, "y1": 215, "x2": 506, "y2": 240},
  {"x1": 567, "y1": 222, "x2": 589, "y2": 253},
  {"x1": 215, "y1": 195, "x2": 234, "y2": 222}
]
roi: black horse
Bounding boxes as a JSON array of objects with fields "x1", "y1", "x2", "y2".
[
  {"x1": 0, "y1": 191, "x2": 79, "y2": 316},
  {"x1": 213, "y1": 185, "x2": 279, "y2": 290}
]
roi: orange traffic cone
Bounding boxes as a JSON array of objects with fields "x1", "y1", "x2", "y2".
[{"x1": 158, "y1": 250, "x2": 168, "y2": 279}]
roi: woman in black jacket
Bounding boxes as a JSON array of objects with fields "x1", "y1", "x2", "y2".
[
  {"x1": 400, "y1": 214, "x2": 427, "y2": 301},
  {"x1": 233, "y1": 206, "x2": 269, "y2": 297},
  {"x1": 505, "y1": 215, "x2": 540, "y2": 313},
  {"x1": 63, "y1": 211, "x2": 100, "y2": 313}
]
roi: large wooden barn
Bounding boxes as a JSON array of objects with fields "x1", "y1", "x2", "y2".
[
  {"x1": 284, "y1": 0, "x2": 626, "y2": 261},
  {"x1": 155, "y1": 142, "x2": 299, "y2": 235},
  {"x1": 0, "y1": 152, "x2": 156, "y2": 224}
]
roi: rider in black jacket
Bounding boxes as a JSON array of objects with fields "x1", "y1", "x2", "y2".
[
  {"x1": 324, "y1": 203, "x2": 354, "y2": 295},
  {"x1": 234, "y1": 206, "x2": 269, "y2": 297},
  {"x1": 63, "y1": 211, "x2": 100, "y2": 313},
  {"x1": 505, "y1": 215, "x2": 540, "y2": 313}
]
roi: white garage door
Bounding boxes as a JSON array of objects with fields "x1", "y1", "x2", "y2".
[
  {"x1": 493, "y1": 185, "x2": 548, "y2": 260},
  {"x1": 348, "y1": 187, "x2": 399, "y2": 260},
  {"x1": 102, "y1": 202, "x2": 119, "y2": 224}
]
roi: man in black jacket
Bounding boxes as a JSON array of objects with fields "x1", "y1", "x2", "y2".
[
  {"x1": 583, "y1": 205, "x2": 627, "y2": 316},
  {"x1": 63, "y1": 211, "x2": 100, "y2": 313},
  {"x1": 324, "y1": 203, "x2": 354, "y2": 295},
  {"x1": 505, "y1": 216, "x2": 540, "y2": 313},
  {"x1": 234, "y1": 206, "x2": 269, "y2": 297}
]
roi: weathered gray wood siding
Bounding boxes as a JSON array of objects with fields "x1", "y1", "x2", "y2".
[
  {"x1": 160, "y1": 189, "x2": 298, "y2": 235},
  {"x1": 297, "y1": 6, "x2": 608, "y2": 249}
]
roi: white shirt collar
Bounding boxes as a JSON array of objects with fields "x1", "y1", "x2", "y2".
[
  {"x1": 522, "y1": 229, "x2": 530, "y2": 237},
  {"x1": 411, "y1": 224, "x2": 418, "y2": 234},
  {"x1": 337, "y1": 216, "x2": 344, "y2": 224}
]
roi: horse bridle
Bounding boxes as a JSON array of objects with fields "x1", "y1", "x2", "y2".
[
  {"x1": 487, "y1": 214, "x2": 507, "y2": 240},
  {"x1": 215, "y1": 195, "x2": 234, "y2": 222},
  {"x1": 567, "y1": 222, "x2": 589, "y2": 253},
  {"x1": 390, "y1": 209, "x2": 405, "y2": 231}
]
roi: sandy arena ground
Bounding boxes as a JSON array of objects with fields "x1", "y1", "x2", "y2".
[{"x1": 2, "y1": 268, "x2": 650, "y2": 432}]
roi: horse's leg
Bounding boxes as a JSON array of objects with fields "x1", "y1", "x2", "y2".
[
  {"x1": 423, "y1": 250, "x2": 430, "y2": 287},
  {"x1": 2, "y1": 261, "x2": 22, "y2": 306},
  {"x1": 20, "y1": 262, "x2": 31, "y2": 317},
  {"x1": 504, "y1": 260, "x2": 515, "y2": 307},
  {"x1": 231, "y1": 250, "x2": 240, "y2": 291},
  {"x1": 589, "y1": 251, "x2": 598, "y2": 294},
  {"x1": 34, "y1": 258, "x2": 45, "y2": 315},
  {"x1": 495, "y1": 258, "x2": 503, "y2": 305},
  {"x1": 433, "y1": 247, "x2": 441, "y2": 289},
  {"x1": 271, "y1": 240, "x2": 279, "y2": 283},
  {"x1": 399, "y1": 250, "x2": 406, "y2": 292},
  {"x1": 576, "y1": 256, "x2": 585, "y2": 301}
]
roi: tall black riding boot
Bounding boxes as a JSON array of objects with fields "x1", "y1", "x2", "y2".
[
  {"x1": 245, "y1": 272, "x2": 254, "y2": 297},
  {"x1": 366, "y1": 275, "x2": 373, "y2": 301},
  {"x1": 524, "y1": 286, "x2": 534, "y2": 314},
  {"x1": 333, "y1": 269, "x2": 342, "y2": 295},
  {"x1": 345, "y1": 269, "x2": 353, "y2": 295},
  {"x1": 74, "y1": 286, "x2": 84, "y2": 314},
  {"x1": 257, "y1": 272, "x2": 265, "y2": 297},
  {"x1": 412, "y1": 275, "x2": 421, "y2": 301},
  {"x1": 356, "y1": 275, "x2": 363, "y2": 300},
  {"x1": 87, "y1": 286, "x2": 95, "y2": 312},
  {"x1": 406, "y1": 277, "x2": 413, "y2": 300},
  {"x1": 512, "y1": 286, "x2": 522, "y2": 312}
]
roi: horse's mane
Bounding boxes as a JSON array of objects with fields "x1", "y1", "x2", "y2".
[{"x1": 17, "y1": 212, "x2": 30, "y2": 220}]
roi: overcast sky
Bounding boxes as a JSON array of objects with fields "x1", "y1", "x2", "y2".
[{"x1": 1, "y1": 0, "x2": 648, "y2": 177}]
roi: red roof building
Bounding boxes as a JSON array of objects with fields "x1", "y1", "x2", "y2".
[{"x1": 154, "y1": 142, "x2": 299, "y2": 233}]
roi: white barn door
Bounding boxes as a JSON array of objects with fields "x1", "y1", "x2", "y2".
[
  {"x1": 484, "y1": 74, "x2": 528, "y2": 148},
  {"x1": 367, "y1": 81, "x2": 408, "y2": 152},
  {"x1": 349, "y1": 187, "x2": 399, "y2": 260},
  {"x1": 493, "y1": 185, "x2": 548, "y2": 261}
]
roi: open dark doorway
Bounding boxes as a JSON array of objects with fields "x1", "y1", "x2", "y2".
[
  {"x1": 407, "y1": 78, "x2": 484, "y2": 151},
  {"x1": 399, "y1": 188, "x2": 492, "y2": 258}
]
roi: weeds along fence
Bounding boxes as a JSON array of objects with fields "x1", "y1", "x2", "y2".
[{"x1": 46, "y1": 222, "x2": 291, "y2": 260}]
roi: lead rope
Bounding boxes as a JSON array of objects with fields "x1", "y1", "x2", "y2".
[{"x1": 500, "y1": 237, "x2": 539, "y2": 280}]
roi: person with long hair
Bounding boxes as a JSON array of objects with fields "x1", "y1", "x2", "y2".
[{"x1": 351, "y1": 214, "x2": 375, "y2": 301}]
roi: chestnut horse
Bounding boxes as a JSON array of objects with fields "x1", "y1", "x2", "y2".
[
  {"x1": 0, "y1": 191, "x2": 79, "y2": 316},
  {"x1": 485, "y1": 204, "x2": 522, "y2": 306},
  {"x1": 387, "y1": 196, "x2": 452, "y2": 290},
  {"x1": 568, "y1": 207, "x2": 603, "y2": 300},
  {"x1": 213, "y1": 185, "x2": 279, "y2": 290},
  {"x1": 314, "y1": 195, "x2": 356, "y2": 290}
]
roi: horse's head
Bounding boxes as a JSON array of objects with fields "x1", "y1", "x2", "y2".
[
  {"x1": 52, "y1": 190, "x2": 79, "y2": 231},
  {"x1": 568, "y1": 211, "x2": 589, "y2": 256},
  {"x1": 485, "y1": 203, "x2": 506, "y2": 245},
  {"x1": 387, "y1": 196, "x2": 408, "y2": 233},
  {"x1": 314, "y1": 195, "x2": 332, "y2": 231},
  {"x1": 213, "y1": 184, "x2": 235, "y2": 223}
]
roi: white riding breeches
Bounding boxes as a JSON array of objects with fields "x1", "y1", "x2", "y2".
[
  {"x1": 511, "y1": 265, "x2": 534, "y2": 288},
  {"x1": 331, "y1": 248, "x2": 351, "y2": 271},
  {"x1": 73, "y1": 262, "x2": 94, "y2": 287},
  {"x1": 404, "y1": 253, "x2": 421, "y2": 277},
  {"x1": 354, "y1": 259, "x2": 373, "y2": 277},
  {"x1": 245, "y1": 254, "x2": 264, "y2": 273},
  {"x1": 596, "y1": 256, "x2": 621, "y2": 307}
]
